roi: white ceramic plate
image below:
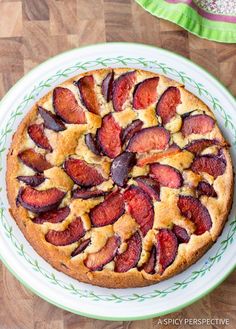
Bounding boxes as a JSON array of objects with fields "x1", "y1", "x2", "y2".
[{"x1": 0, "y1": 43, "x2": 235, "y2": 321}]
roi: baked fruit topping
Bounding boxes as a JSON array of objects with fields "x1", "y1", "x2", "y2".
[
  {"x1": 178, "y1": 195, "x2": 212, "y2": 235},
  {"x1": 185, "y1": 139, "x2": 218, "y2": 155},
  {"x1": 115, "y1": 232, "x2": 142, "y2": 272},
  {"x1": 72, "y1": 187, "x2": 106, "y2": 199},
  {"x1": 97, "y1": 114, "x2": 122, "y2": 158},
  {"x1": 38, "y1": 106, "x2": 66, "y2": 132},
  {"x1": 142, "y1": 246, "x2": 156, "y2": 274},
  {"x1": 137, "y1": 144, "x2": 180, "y2": 167},
  {"x1": 112, "y1": 71, "x2": 136, "y2": 112},
  {"x1": 17, "y1": 187, "x2": 65, "y2": 213},
  {"x1": 32, "y1": 206, "x2": 70, "y2": 224},
  {"x1": 45, "y1": 217, "x2": 85, "y2": 246},
  {"x1": 90, "y1": 190, "x2": 125, "y2": 227},
  {"x1": 191, "y1": 154, "x2": 226, "y2": 178},
  {"x1": 75, "y1": 75, "x2": 100, "y2": 115},
  {"x1": 156, "y1": 86, "x2": 181, "y2": 124},
  {"x1": 181, "y1": 114, "x2": 215, "y2": 136},
  {"x1": 172, "y1": 224, "x2": 190, "y2": 243},
  {"x1": 133, "y1": 77, "x2": 159, "y2": 110},
  {"x1": 124, "y1": 186, "x2": 154, "y2": 236},
  {"x1": 127, "y1": 126, "x2": 170, "y2": 153},
  {"x1": 64, "y1": 158, "x2": 105, "y2": 187},
  {"x1": 150, "y1": 163, "x2": 183, "y2": 188},
  {"x1": 102, "y1": 71, "x2": 114, "y2": 102},
  {"x1": 111, "y1": 152, "x2": 136, "y2": 187},
  {"x1": 197, "y1": 181, "x2": 217, "y2": 197},
  {"x1": 156, "y1": 229, "x2": 178, "y2": 274},
  {"x1": 17, "y1": 174, "x2": 45, "y2": 187},
  {"x1": 85, "y1": 235, "x2": 120, "y2": 271},
  {"x1": 85, "y1": 133, "x2": 101, "y2": 155},
  {"x1": 143, "y1": 228, "x2": 180, "y2": 275},
  {"x1": 71, "y1": 238, "x2": 91, "y2": 257},
  {"x1": 122, "y1": 119, "x2": 143, "y2": 144},
  {"x1": 8, "y1": 68, "x2": 233, "y2": 288},
  {"x1": 18, "y1": 149, "x2": 52, "y2": 172},
  {"x1": 53, "y1": 87, "x2": 86, "y2": 124},
  {"x1": 28, "y1": 123, "x2": 52, "y2": 151},
  {"x1": 134, "y1": 176, "x2": 160, "y2": 201}
]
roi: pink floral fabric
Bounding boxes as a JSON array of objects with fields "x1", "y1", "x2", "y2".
[
  {"x1": 165, "y1": 0, "x2": 236, "y2": 21},
  {"x1": 194, "y1": 0, "x2": 236, "y2": 15}
]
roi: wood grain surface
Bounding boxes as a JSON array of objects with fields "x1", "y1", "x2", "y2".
[{"x1": 0, "y1": 0, "x2": 235, "y2": 328}]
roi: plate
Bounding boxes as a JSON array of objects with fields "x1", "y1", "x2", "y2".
[{"x1": 0, "y1": 43, "x2": 235, "y2": 321}]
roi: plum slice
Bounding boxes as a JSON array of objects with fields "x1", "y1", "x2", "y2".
[
  {"x1": 178, "y1": 195, "x2": 212, "y2": 235},
  {"x1": 45, "y1": 217, "x2": 85, "y2": 246},
  {"x1": 111, "y1": 152, "x2": 136, "y2": 187},
  {"x1": 172, "y1": 224, "x2": 190, "y2": 243},
  {"x1": 75, "y1": 75, "x2": 100, "y2": 115},
  {"x1": 101, "y1": 71, "x2": 114, "y2": 102},
  {"x1": 53, "y1": 87, "x2": 86, "y2": 124},
  {"x1": 185, "y1": 139, "x2": 218, "y2": 155},
  {"x1": 133, "y1": 77, "x2": 159, "y2": 110},
  {"x1": 17, "y1": 174, "x2": 45, "y2": 187},
  {"x1": 181, "y1": 114, "x2": 215, "y2": 137},
  {"x1": 150, "y1": 163, "x2": 183, "y2": 188},
  {"x1": 197, "y1": 181, "x2": 217, "y2": 197},
  {"x1": 127, "y1": 126, "x2": 170, "y2": 153},
  {"x1": 97, "y1": 114, "x2": 122, "y2": 158},
  {"x1": 122, "y1": 119, "x2": 143, "y2": 144},
  {"x1": 124, "y1": 185, "x2": 154, "y2": 236},
  {"x1": 156, "y1": 229, "x2": 178, "y2": 273},
  {"x1": 71, "y1": 238, "x2": 91, "y2": 257},
  {"x1": 191, "y1": 154, "x2": 226, "y2": 178},
  {"x1": 38, "y1": 106, "x2": 66, "y2": 132},
  {"x1": 28, "y1": 123, "x2": 52, "y2": 151},
  {"x1": 17, "y1": 187, "x2": 65, "y2": 213},
  {"x1": 85, "y1": 133, "x2": 101, "y2": 156},
  {"x1": 72, "y1": 187, "x2": 107, "y2": 199},
  {"x1": 156, "y1": 87, "x2": 181, "y2": 124},
  {"x1": 64, "y1": 158, "x2": 105, "y2": 187},
  {"x1": 112, "y1": 71, "x2": 136, "y2": 112},
  {"x1": 32, "y1": 206, "x2": 70, "y2": 224},
  {"x1": 85, "y1": 235, "x2": 120, "y2": 271},
  {"x1": 90, "y1": 190, "x2": 125, "y2": 227},
  {"x1": 137, "y1": 144, "x2": 181, "y2": 167},
  {"x1": 134, "y1": 176, "x2": 160, "y2": 201},
  {"x1": 18, "y1": 149, "x2": 52, "y2": 173},
  {"x1": 141, "y1": 246, "x2": 156, "y2": 274},
  {"x1": 115, "y1": 232, "x2": 142, "y2": 272}
]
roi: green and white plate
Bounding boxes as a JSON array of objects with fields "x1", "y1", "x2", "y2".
[{"x1": 0, "y1": 43, "x2": 235, "y2": 320}]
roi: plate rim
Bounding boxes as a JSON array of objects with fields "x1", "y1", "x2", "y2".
[
  {"x1": 0, "y1": 248, "x2": 235, "y2": 321},
  {"x1": 0, "y1": 42, "x2": 235, "y2": 321}
]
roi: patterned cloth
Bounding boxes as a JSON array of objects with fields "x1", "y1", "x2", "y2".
[
  {"x1": 194, "y1": 0, "x2": 236, "y2": 16},
  {"x1": 136, "y1": 0, "x2": 236, "y2": 42}
]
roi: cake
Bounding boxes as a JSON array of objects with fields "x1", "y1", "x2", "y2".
[{"x1": 6, "y1": 68, "x2": 233, "y2": 288}]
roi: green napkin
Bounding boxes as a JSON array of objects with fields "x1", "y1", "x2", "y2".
[{"x1": 136, "y1": 0, "x2": 236, "y2": 43}]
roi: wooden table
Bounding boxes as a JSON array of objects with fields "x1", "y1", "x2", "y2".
[{"x1": 0, "y1": 1, "x2": 235, "y2": 328}]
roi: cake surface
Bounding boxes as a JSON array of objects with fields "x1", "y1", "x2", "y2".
[{"x1": 6, "y1": 68, "x2": 233, "y2": 288}]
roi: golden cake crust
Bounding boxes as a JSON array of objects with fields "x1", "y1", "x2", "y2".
[{"x1": 6, "y1": 68, "x2": 234, "y2": 288}]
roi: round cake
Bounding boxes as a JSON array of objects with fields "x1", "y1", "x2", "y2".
[{"x1": 7, "y1": 68, "x2": 233, "y2": 288}]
